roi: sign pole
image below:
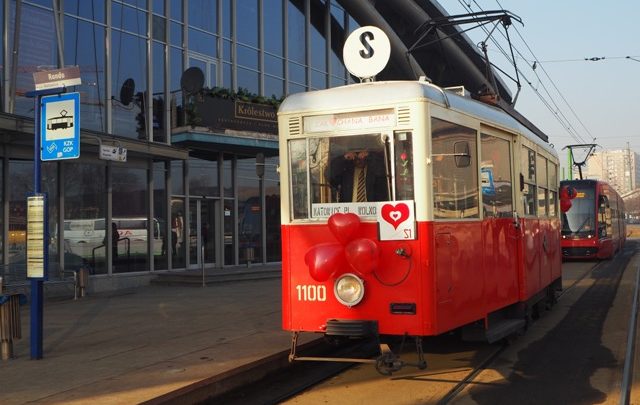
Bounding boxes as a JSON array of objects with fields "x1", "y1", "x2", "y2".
[{"x1": 31, "y1": 93, "x2": 44, "y2": 359}]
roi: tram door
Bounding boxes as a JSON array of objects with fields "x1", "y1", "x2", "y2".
[{"x1": 189, "y1": 199, "x2": 217, "y2": 267}]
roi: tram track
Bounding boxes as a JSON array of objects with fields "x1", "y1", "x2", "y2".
[{"x1": 435, "y1": 258, "x2": 612, "y2": 405}]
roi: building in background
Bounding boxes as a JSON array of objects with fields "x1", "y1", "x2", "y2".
[
  {"x1": 0, "y1": 0, "x2": 356, "y2": 291},
  {"x1": 584, "y1": 149, "x2": 640, "y2": 194}
]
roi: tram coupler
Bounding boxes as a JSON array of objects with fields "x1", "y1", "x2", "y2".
[{"x1": 374, "y1": 336, "x2": 427, "y2": 375}]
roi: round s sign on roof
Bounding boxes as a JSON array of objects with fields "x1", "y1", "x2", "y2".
[{"x1": 343, "y1": 26, "x2": 390, "y2": 81}]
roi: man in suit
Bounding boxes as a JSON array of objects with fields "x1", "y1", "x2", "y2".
[{"x1": 329, "y1": 149, "x2": 389, "y2": 203}]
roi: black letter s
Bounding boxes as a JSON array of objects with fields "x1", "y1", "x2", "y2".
[{"x1": 359, "y1": 31, "x2": 374, "y2": 59}]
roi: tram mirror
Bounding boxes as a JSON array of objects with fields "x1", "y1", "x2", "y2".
[
  {"x1": 256, "y1": 153, "x2": 265, "y2": 178},
  {"x1": 453, "y1": 141, "x2": 471, "y2": 168}
]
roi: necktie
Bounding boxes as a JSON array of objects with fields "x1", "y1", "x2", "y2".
[{"x1": 356, "y1": 168, "x2": 366, "y2": 202}]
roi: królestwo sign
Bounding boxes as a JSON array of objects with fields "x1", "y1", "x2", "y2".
[{"x1": 33, "y1": 66, "x2": 81, "y2": 91}]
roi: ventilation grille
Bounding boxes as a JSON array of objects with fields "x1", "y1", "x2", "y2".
[
  {"x1": 397, "y1": 107, "x2": 411, "y2": 126},
  {"x1": 288, "y1": 117, "x2": 301, "y2": 136}
]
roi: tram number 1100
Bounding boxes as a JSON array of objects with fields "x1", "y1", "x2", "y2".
[{"x1": 296, "y1": 284, "x2": 327, "y2": 302}]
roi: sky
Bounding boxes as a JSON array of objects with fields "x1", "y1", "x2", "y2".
[{"x1": 444, "y1": 0, "x2": 640, "y2": 163}]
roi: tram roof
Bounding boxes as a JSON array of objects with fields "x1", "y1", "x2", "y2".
[{"x1": 279, "y1": 80, "x2": 556, "y2": 156}]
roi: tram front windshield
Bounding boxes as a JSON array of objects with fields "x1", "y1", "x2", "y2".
[
  {"x1": 288, "y1": 132, "x2": 414, "y2": 220},
  {"x1": 562, "y1": 185, "x2": 595, "y2": 237}
]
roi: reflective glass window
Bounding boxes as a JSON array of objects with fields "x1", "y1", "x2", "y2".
[
  {"x1": 13, "y1": 5, "x2": 57, "y2": 117},
  {"x1": 63, "y1": 162, "x2": 107, "y2": 274},
  {"x1": 264, "y1": 76, "x2": 284, "y2": 99},
  {"x1": 171, "y1": 160, "x2": 184, "y2": 195},
  {"x1": 310, "y1": 12, "x2": 326, "y2": 72},
  {"x1": 264, "y1": 0, "x2": 283, "y2": 55},
  {"x1": 238, "y1": 45, "x2": 259, "y2": 69},
  {"x1": 521, "y1": 147, "x2": 536, "y2": 216},
  {"x1": 153, "y1": 0, "x2": 164, "y2": 15},
  {"x1": 432, "y1": 118, "x2": 479, "y2": 219},
  {"x1": 265, "y1": 54, "x2": 284, "y2": 78},
  {"x1": 223, "y1": 156, "x2": 234, "y2": 198},
  {"x1": 170, "y1": 199, "x2": 186, "y2": 268},
  {"x1": 153, "y1": 162, "x2": 168, "y2": 270},
  {"x1": 188, "y1": 29, "x2": 217, "y2": 58},
  {"x1": 152, "y1": 41, "x2": 166, "y2": 142},
  {"x1": 170, "y1": 0, "x2": 183, "y2": 21},
  {"x1": 170, "y1": 21, "x2": 182, "y2": 46},
  {"x1": 112, "y1": 166, "x2": 149, "y2": 274},
  {"x1": 264, "y1": 157, "x2": 281, "y2": 262},
  {"x1": 64, "y1": 0, "x2": 106, "y2": 23},
  {"x1": 481, "y1": 134, "x2": 513, "y2": 218},
  {"x1": 170, "y1": 47, "x2": 184, "y2": 129},
  {"x1": 112, "y1": 30, "x2": 147, "y2": 139},
  {"x1": 64, "y1": 17, "x2": 107, "y2": 133},
  {"x1": 237, "y1": 68, "x2": 259, "y2": 94},
  {"x1": 189, "y1": 0, "x2": 217, "y2": 31},
  {"x1": 189, "y1": 158, "x2": 219, "y2": 196},
  {"x1": 287, "y1": 2, "x2": 305, "y2": 63},
  {"x1": 237, "y1": 0, "x2": 258, "y2": 46},
  {"x1": 237, "y1": 156, "x2": 262, "y2": 264},
  {"x1": 112, "y1": 2, "x2": 147, "y2": 35},
  {"x1": 311, "y1": 69, "x2": 326, "y2": 90},
  {"x1": 289, "y1": 62, "x2": 306, "y2": 85},
  {"x1": 153, "y1": 15, "x2": 166, "y2": 41},
  {"x1": 223, "y1": 0, "x2": 232, "y2": 38}
]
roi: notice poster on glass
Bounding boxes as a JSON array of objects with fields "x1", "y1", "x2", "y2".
[{"x1": 27, "y1": 195, "x2": 46, "y2": 279}]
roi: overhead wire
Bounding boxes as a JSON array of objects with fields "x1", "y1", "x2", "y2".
[{"x1": 456, "y1": 0, "x2": 590, "y2": 145}]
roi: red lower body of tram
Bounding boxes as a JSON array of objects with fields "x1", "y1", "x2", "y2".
[{"x1": 282, "y1": 213, "x2": 562, "y2": 340}]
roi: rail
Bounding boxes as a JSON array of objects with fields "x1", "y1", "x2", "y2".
[{"x1": 92, "y1": 237, "x2": 131, "y2": 272}]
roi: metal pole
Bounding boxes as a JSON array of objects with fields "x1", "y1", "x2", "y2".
[
  {"x1": 201, "y1": 245, "x2": 205, "y2": 287},
  {"x1": 30, "y1": 94, "x2": 43, "y2": 359}
]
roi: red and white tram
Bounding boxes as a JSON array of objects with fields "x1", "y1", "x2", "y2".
[
  {"x1": 278, "y1": 29, "x2": 561, "y2": 374},
  {"x1": 560, "y1": 179, "x2": 626, "y2": 259}
]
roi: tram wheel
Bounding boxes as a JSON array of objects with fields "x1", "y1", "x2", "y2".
[{"x1": 375, "y1": 352, "x2": 403, "y2": 376}]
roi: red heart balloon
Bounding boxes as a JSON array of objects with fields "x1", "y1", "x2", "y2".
[
  {"x1": 304, "y1": 243, "x2": 344, "y2": 282},
  {"x1": 345, "y1": 238, "x2": 379, "y2": 275},
  {"x1": 328, "y1": 213, "x2": 361, "y2": 245}
]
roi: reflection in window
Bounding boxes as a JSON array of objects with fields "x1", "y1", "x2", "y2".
[
  {"x1": 394, "y1": 132, "x2": 414, "y2": 201},
  {"x1": 112, "y1": 30, "x2": 147, "y2": 139},
  {"x1": 63, "y1": 162, "x2": 106, "y2": 274},
  {"x1": 289, "y1": 139, "x2": 308, "y2": 219},
  {"x1": 112, "y1": 166, "x2": 149, "y2": 273},
  {"x1": 521, "y1": 147, "x2": 536, "y2": 216},
  {"x1": 264, "y1": 156, "x2": 281, "y2": 262},
  {"x1": 189, "y1": 157, "x2": 218, "y2": 196},
  {"x1": 238, "y1": 157, "x2": 262, "y2": 264},
  {"x1": 64, "y1": 17, "x2": 106, "y2": 133},
  {"x1": 264, "y1": 0, "x2": 283, "y2": 55},
  {"x1": 432, "y1": 118, "x2": 479, "y2": 219},
  {"x1": 153, "y1": 162, "x2": 168, "y2": 271},
  {"x1": 480, "y1": 134, "x2": 512, "y2": 218},
  {"x1": 537, "y1": 155, "x2": 548, "y2": 216},
  {"x1": 288, "y1": 2, "x2": 305, "y2": 63}
]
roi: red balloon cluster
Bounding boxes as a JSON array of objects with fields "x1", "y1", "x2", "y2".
[
  {"x1": 560, "y1": 185, "x2": 577, "y2": 213},
  {"x1": 304, "y1": 213, "x2": 380, "y2": 282}
]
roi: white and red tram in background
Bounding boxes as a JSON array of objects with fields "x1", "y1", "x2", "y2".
[{"x1": 279, "y1": 31, "x2": 562, "y2": 375}]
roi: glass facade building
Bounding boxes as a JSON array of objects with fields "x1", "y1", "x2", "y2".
[{"x1": 0, "y1": 0, "x2": 356, "y2": 289}]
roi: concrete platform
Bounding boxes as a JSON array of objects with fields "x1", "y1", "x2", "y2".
[{"x1": 0, "y1": 272, "x2": 308, "y2": 404}]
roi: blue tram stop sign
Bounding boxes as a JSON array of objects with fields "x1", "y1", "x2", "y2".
[{"x1": 40, "y1": 92, "x2": 80, "y2": 161}]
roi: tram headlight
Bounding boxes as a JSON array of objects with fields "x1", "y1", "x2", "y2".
[{"x1": 334, "y1": 273, "x2": 365, "y2": 307}]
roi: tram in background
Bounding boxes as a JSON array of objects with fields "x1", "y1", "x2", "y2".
[
  {"x1": 279, "y1": 27, "x2": 562, "y2": 375},
  {"x1": 560, "y1": 179, "x2": 626, "y2": 259}
]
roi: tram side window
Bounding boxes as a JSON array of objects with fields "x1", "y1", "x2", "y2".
[
  {"x1": 521, "y1": 147, "x2": 536, "y2": 216},
  {"x1": 480, "y1": 134, "x2": 513, "y2": 218},
  {"x1": 394, "y1": 132, "x2": 414, "y2": 201},
  {"x1": 432, "y1": 118, "x2": 479, "y2": 219},
  {"x1": 289, "y1": 139, "x2": 309, "y2": 219},
  {"x1": 548, "y1": 162, "x2": 558, "y2": 217},
  {"x1": 537, "y1": 155, "x2": 549, "y2": 216}
]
